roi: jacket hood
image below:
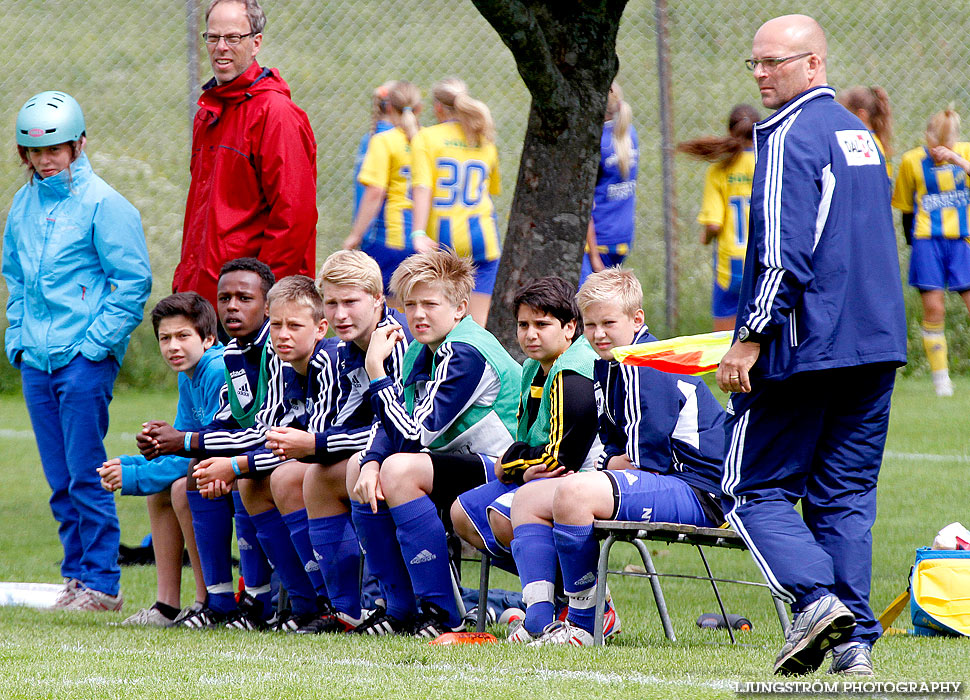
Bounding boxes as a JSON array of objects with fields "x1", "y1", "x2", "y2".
[
  {"x1": 197, "y1": 63, "x2": 291, "y2": 122},
  {"x1": 191, "y1": 342, "x2": 224, "y2": 382}
]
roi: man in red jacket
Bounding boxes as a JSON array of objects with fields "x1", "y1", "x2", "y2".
[{"x1": 174, "y1": 0, "x2": 318, "y2": 313}]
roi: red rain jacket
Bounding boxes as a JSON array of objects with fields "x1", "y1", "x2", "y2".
[{"x1": 174, "y1": 62, "x2": 317, "y2": 307}]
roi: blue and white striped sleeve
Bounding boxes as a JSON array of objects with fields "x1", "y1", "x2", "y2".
[
  {"x1": 740, "y1": 118, "x2": 821, "y2": 337},
  {"x1": 622, "y1": 365, "x2": 679, "y2": 473},
  {"x1": 368, "y1": 342, "x2": 490, "y2": 454}
]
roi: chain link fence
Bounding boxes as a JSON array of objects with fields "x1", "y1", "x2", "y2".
[{"x1": 1, "y1": 0, "x2": 968, "y2": 387}]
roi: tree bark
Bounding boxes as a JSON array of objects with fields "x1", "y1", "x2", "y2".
[{"x1": 473, "y1": 0, "x2": 629, "y2": 355}]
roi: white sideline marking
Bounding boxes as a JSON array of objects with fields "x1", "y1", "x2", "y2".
[
  {"x1": 33, "y1": 641, "x2": 732, "y2": 691},
  {"x1": 3, "y1": 428, "x2": 967, "y2": 464}
]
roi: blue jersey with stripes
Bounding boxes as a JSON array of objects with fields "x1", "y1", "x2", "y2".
[
  {"x1": 208, "y1": 320, "x2": 270, "y2": 430},
  {"x1": 591, "y1": 120, "x2": 639, "y2": 247},
  {"x1": 594, "y1": 326, "x2": 725, "y2": 495},
  {"x1": 739, "y1": 86, "x2": 907, "y2": 380}
]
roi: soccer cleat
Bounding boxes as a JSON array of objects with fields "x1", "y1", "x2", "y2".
[
  {"x1": 773, "y1": 594, "x2": 855, "y2": 675},
  {"x1": 411, "y1": 602, "x2": 466, "y2": 639},
  {"x1": 828, "y1": 642, "x2": 874, "y2": 676},
  {"x1": 174, "y1": 605, "x2": 228, "y2": 630},
  {"x1": 296, "y1": 611, "x2": 363, "y2": 635},
  {"x1": 462, "y1": 605, "x2": 496, "y2": 628},
  {"x1": 52, "y1": 578, "x2": 82, "y2": 609},
  {"x1": 271, "y1": 610, "x2": 320, "y2": 632},
  {"x1": 933, "y1": 371, "x2": 955, "y2": 397},
  {"x1": 172, "y1": 601, "x2": 204, "y2": 625},
  {"x1": 122, "y1": 606, "x2": 175, "y2": 627},
  {"x1": 352, "y1": 606, "x2": 412, "y2": 636},
  {"x1": 64, "y1": 587, "x2": 123, "y2": 612},
  {"x1": 602, "y1": 595, "x2": 622, "y2": 640},
  {"x1": 506, "y1": 620, "x2": 535, "y2": 643},
  {"x1": 223, "y1": 607, "x2": 268, "y2": 631},
  {"x1": 528, "y1": 619, "x2": 594, "y2": 647}
]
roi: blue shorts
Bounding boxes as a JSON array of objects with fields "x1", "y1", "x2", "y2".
[
  {"x1": 603, "y1": 469, "x2": 713, "y2": 526},
  {"x1": 361, "y1": 242, "x2": 414, "y2": 296},
  {"x1": 909, "y1": 237, "x2": 970, "y2": 291},
  {"x1": 580, "y1": 246, "x2": 629, "y2": 286},
  {"x1": 712, "y1": 258, "x2": 744, "y2": 319},
  {"x1": 455, "y1": 479, "x2": 518, "y2": 557},
  {"x1": 472, "y1": 258, "x2": 500, "y2": 295}
]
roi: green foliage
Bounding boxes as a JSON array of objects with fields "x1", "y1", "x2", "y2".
[{"x1": 0, "y1": 379, "x2": 968, "y2": 697}]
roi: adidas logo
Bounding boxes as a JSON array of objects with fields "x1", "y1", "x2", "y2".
[
  {"x1": 574, "y1": 572, "x2": 595, "y2": 588},
  {"x1": 409, "y1": 549, "x2": 436, "y2": 565},
  {"x1": 238, "y1": 537, "x2": 252, "y2": 551},
  {"x1": 305, "y1": 560, "x2": 320, "y2": 573},
  {"x1": 623, "y1": 471, "x2": 638, "y2": 485},
  {"x1": 726, "y1": 398, "x2": 735, "y2": 415}
]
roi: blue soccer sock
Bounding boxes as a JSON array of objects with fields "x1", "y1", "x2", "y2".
[
  {"x1": 390, "y1": 495, "x2": 460, "y2": 627},
  {"x1": 351, "y1": 500, "x2": 416, "y2": 620},
  {"x1": 308, "y1": 512, "x2": 361, "y2": 618},
  {"x1": 249, "y1": 507, "x2": 317, "y2": 615},
  {"x1": 511, "y1": 523, "x2": 558, "y2": 636},
  {"x1": 232, "y1": 491, "x2": 273, "y2": 619},
  {"x1": 553, "y1": 522, "x2": 599, "y2": 634},
  {"x1": 186, "y1": 490, "x2": 237, "y2": 615},
  {"x1": 281, "y1": 508, "x2": 328, "y2": 600}
]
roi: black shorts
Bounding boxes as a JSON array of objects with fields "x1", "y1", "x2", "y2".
[{"x1": 427, "y1": 452, "x2": 495, "y2": 513}]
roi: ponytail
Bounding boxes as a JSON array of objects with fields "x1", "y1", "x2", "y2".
[
  {"x1": 386, "y1": 80, "x2": 423, "y2": 142},
  {"x1": 926, "y1": 104, "x2": 960, "y2": 151},
  {"x1": 677, "y1": 103, "x2": 759, "y2": 164},
  {"x1": 432, "y1": 77, "x2": 494, "y2": 147},
  {"x1": 607, "y1": 82, "x2": 634, "y2": 179},
  {"x1": 370, "y1": 81, "x2": 394, "y2": 135}
]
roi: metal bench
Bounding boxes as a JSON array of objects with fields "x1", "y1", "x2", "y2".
[{"x1": 591, "y1": 520, "x2": 791, "y2": 645}]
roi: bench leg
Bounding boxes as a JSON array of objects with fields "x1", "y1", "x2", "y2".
[
  {"x1": 772, "y1": 593, "x2": 791, "y2": 636},
  {"x1": 634, "y1": 539, "x2": 676, "y2": 642},
  {"x1": 696, "y1": 545, "x2": 735, "y2": 644},
  {"x1": 476, "y1": 552, "x2": 491, "y2": 633},
  {"x1": 593, "y1": 535, "x2": 614, "y2": 646}
]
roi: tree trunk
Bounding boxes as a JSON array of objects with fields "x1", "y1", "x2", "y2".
[{"x1": 473, "y1": 0, "x2": 629, "y2": 354}]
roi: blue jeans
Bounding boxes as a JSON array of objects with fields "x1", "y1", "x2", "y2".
[{"x1": 21, "y1": 354, "x2": 122, "y2": 595}]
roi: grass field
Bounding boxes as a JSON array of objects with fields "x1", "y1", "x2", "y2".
[{"x1": 0, "y1": 376, "x2": 968, "y2": 699}]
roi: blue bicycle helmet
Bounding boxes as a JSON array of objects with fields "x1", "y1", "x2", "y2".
[{"x1": 16, "y1": 91, "x2": 85, "y2": 148}]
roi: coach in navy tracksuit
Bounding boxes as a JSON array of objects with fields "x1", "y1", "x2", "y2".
[{"x1": 716, "y1": 15, "x2": 906, "y2": 676}]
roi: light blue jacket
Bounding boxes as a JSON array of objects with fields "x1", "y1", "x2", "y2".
[
  {"x1": 2, "y1": 152, "x2": 152, "y2": 372},
  {"x1": 119, "y1": 344, "x2": 226, "y2": 496}
]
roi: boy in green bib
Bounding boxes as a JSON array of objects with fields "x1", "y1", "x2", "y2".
[
  {"x1": 347, "y1": 249, "x2": 521, "y2": 637},
  {"x1": 451, "y1": 276, "x2": 603, "y2": 640}
]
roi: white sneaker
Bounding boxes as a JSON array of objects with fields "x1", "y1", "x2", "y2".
[
  {"x1": 64, "y1": 587, "x2": 123, "y2": 612},
  {"x1": 933, "y1": 371, "x2": 954, "y2": 397},
  {"x1": 527, "y1": 620, "x2": 595, "y2": 647},
  {"x1": 122, "y1": 606, "x2": 175, "y2": 627},
  {"x1": 52, "y1": 578, "x2": 82, "y2": 609},
  {"x1": 507, "y1": 620, "x2": 535, "y2": 643}
]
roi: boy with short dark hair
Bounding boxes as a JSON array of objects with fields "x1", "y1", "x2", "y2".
[
  {"x1": 451, "y1": 276, "x2": 603, "y2": 640},
  {"x1": 140, "y1": 257, "x2": 277, "y2": 629},
  {"x1": 348, "y1": 249, "x2": 522, "y2": 637},
  {"x1": 98, "y1": 292, "x2": 224, "y2": 625},
  {"x1": 517, "y1": 268, "x2": 727, "y2": 646}
]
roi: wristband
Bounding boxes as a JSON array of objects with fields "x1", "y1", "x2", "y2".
[
  {"x1": 230, "y1": 456, "x2": 242, "y2": 477},
  {"x1": 184, "y1": 432, "x2": 192, "y2": 452},
  {"x1": 412, "y1": 229, "x2": 428, "y2": 238}
]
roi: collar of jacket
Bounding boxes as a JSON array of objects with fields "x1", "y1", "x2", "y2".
[
  {"x1": 33, "y1": 151, "x2": 92, "y2": 198},
  {"x1": 755, "y1": 85, "x2": 835, "y2": 134},
  {"x1": 196, "y1": 62, "x2": 280, "y2": 123}
]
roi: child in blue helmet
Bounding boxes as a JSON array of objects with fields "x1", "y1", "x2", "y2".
[{"x1": 2, "y1": 91, "x2": 152, "y2": 612}]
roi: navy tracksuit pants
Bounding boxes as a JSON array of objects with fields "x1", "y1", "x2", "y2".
[{"x1": 721, "y1": 363, "x2": 896, "y2": 645}]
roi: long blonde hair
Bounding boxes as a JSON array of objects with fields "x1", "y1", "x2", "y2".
[
  {"x1": 606, "y1": 82, "x2": 634, "y2": 179},
  {"x1": 926, "y1": 105, "x2": 960, "y2": 150},
  {"x1": 385, "y1": 80, "x2": 422, "y2": 142},
  {"x1": 433, "y1": 77, "x2": 495, "y2": 147},
  {"x1": 838, "y1": 86, "x2": 894, "y2": 157}
]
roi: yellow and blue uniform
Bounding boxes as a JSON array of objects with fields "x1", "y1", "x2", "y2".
[
  {"x1": 411, "y1": 121, "x2": 502, "y2": 292},
  {"x1": 697, "y1": 150, "x2": 754, "y2": 318},
  {"x1": 873, "y1": 134, "x2": 892, "y2": 179},
  {"x1": 892, "y1": 143, "x2": 970, "y2": 290},
  {"x1": 358, "y1": 126, "x2": 415, "y2": 292}
]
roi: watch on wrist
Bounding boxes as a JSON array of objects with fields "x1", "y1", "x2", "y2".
[{"x1": 737, "y1": 325, "x2": 767, "y2": 344}]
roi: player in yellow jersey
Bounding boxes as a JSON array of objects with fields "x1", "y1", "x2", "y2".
[
  {"x1": 838, "y1": 86, "x2": 894, "y2": 179},
  {"x1": 411, "y1": 77, "x2": 501, "y2": 326},
  {"x1": 678, "y1": 104, "x2": 760, "y2": 331},
  {"x1": 344, "y1": 81, "x2": 422, "y2": 306},
  {"x1": 893, "y1": 106, "x2": 970, "y2": 397}
]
